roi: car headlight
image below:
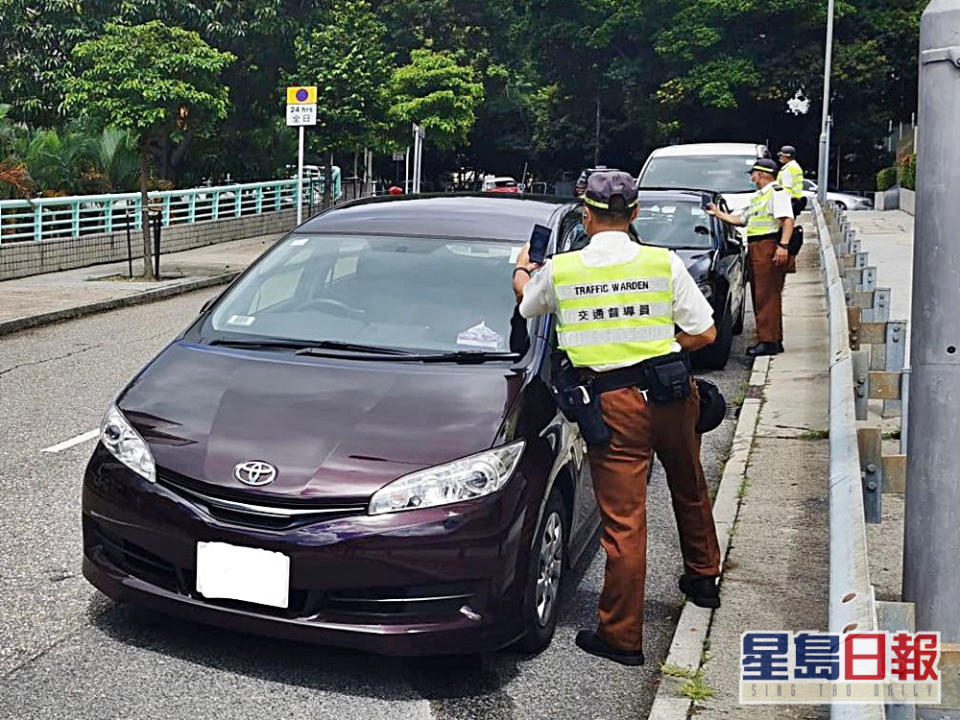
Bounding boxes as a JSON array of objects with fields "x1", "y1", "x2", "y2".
[
  {"x1": 100, "y1": 404, "x2": 156, "y2": 483},
  {"x1": 369, "y1": 441, "x2": 525, "y2": 515}
]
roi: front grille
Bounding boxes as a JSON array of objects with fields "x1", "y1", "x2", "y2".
[{"x1": 157, "y1": 469, "x2": 366, "y2": 530}]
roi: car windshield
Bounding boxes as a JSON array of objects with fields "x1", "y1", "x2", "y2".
[
  {"x1": 639, "y1": 155, "x2": 757, "y2": 193},
  {"x1": 632, "y1": 201, "x2": 714, "y2": 249},
  {"x1": 206, "y1": 234, "x2": 521, "y2": 354}
]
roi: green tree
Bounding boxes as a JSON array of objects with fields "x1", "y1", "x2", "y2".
[
  {"x1": 64, "y1": 21, "x2": 234, "y2": 279},
  {"x1": 389, "y1": 48, "x2": 484, "y2": 151},
  {"x1": 291, "y1": 0, "x2": 393, "y2": 204}
]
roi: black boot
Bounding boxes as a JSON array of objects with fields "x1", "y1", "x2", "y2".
[
  {"x1": 575, "y1": 631, "x2": 646, "y2": 666},
  {"x1": 679, "y1": 574, "x2": 721, "y2": 608},
  {"x1": 746, "y1": 342, "x2": 782, "y2": 357}
]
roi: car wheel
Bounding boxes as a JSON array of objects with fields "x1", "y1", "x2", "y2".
[
  {"x1": 694, "y1": 305, "x2": 733, "y2": 370},
  {"x1": 518, "y1": 487, "x2": 567, "y2": 654},
  {"x1": 731, "y1": 293, "x2": 745, "y2": 335},
  {"x1": 835, "y1": 201, "x2": 847, "y2": 211}
]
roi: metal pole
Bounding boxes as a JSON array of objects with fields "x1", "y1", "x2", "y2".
[
  {"x1": 125, "y1": 209, "x2": 133, "y2": 279},
  {"x1": 905, "y1": 3, "x2": 960, "y2": 718},
  {"x1": 594, "y1": 97, "x2": 601, "y2": 166},
  {"x1": 817, "y1": 0, "x2": 835, "y2": 203},
  {"x1": 404, "y1": 146, "x2": 409, "y2": 193},
  {"x1": 296, "y1": 125, "x2": 304, "y2": 225}
]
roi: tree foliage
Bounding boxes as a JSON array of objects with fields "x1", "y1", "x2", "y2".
[
  {"x1": 290, "y1": 1, "x2": 392, "y2": 155},
  {"x1": 0, "y1": 0, "x2": 928, "y2": 191},
  {"x1": 389, "y1": 49, "x2": 485, "y2": 151}
]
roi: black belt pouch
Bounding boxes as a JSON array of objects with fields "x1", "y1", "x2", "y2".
[
  {"x1": 553, "y1": 364, "x2": 612, "y2": 448},
  {"x1": 642, "y1": 352, "x2": 692, "y2": 404}
]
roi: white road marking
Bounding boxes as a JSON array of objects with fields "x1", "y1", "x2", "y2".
[{"x1": 41, "y1": 429, "x2": 99, "y2": 454}]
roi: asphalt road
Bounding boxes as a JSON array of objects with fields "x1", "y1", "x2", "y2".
[{"x1": 0, "y1": 290, "x2": 753, "y2": 720}]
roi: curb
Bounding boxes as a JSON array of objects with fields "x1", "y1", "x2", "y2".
[
  {"x1": 648, "y1": 354, "x2": 772, "y2": 719},
  {"x1": 0, "y1": 271, "x2": 240, "y2": 337}
]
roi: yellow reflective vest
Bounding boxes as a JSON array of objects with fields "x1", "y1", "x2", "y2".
[
  {"x1": 777, "y1": 160, "x2": 804, "y2": 199},
  {"x1": 746, "y1": 183, "x2": 783, "y2": 237},
  {"x1": 552, "y1": 247, "x2": 675, "y2": 368}
]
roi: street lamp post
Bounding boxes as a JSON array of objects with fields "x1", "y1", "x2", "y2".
[
  {"x1": 817, "y1": 0, "x2": 835, "y2": 202},
  {"x1": 904, "y1": 2, "x2": 960, "y2": 717}
]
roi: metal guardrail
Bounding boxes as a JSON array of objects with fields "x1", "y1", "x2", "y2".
[
  {"x1": 815, "y1": 198, "x2": 917, "y2": 720},
  {"x1": 0, "y1": 171, "x2": 343, "y2": 245}
]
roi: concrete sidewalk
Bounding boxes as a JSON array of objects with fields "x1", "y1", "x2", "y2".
[
  {"x1": 695, "y1": 230, "x2": 831, "y2": 718},
  {"x1": 0, "y1": 233, "x2": 279, "y2": 335}
]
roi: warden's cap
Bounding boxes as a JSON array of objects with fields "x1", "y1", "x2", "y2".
[
  {"x1": 583, "y1": 170, "x2": 638, "y2": 210},
  {"x1": 748, "y1": 158, "x2": 779, "y2": 175},
  {"x1": 778, "y1": 145, "x2": 797, "y2": 157}
]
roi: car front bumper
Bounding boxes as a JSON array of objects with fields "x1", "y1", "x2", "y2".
[{"x1": 82, "y1": 444, "x2": 532, "y2": 656}]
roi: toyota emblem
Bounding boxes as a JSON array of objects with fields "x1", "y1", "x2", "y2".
[{"x1": 234, "y1": 461, "x2": 278, "y2": 487}]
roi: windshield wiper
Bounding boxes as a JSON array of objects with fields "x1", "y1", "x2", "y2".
[
  {"x1": 208, "y1": 338, "x2": 409, "y2": 355},
  {"x1": 294, "y1": 341, "x2": 410, "y2": 356},
  {"x1": 409, "y1": 351, "x2": 521, "y2": 364}
]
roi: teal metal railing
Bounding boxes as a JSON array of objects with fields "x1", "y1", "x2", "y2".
[{"x1": 0, "y1": 170, "x2": 342, "y2": 245}]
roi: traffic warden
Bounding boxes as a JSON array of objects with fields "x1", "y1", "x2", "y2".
[
  {"x1": 708, "y1": 158, "x2": 794, "y2": 357},
  {"x1": 776, "y1": 145, "x2": 806, "y2": 216},
  {"x1": 512, "y1": 171, "x2": 722, "y2": 666}
]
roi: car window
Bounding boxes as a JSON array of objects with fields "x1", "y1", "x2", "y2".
[
  {"x1": 207, "y1": 234, "x2": 520, "y2": 353},
  {"x1": 802, "y1": 179, "x2": 816, "y2": 191},
  {"x1": 639, "y1": 156, "x2": 757, "y2": 193},
  {"x1": 632, "y1": 201, "x2": 714, "y2": 249}
]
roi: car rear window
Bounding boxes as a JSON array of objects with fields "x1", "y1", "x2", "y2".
[
  {"x1": 207, "y1": 234, "x2": 521, "y2": 353},
  {"x1": 639, "y1": 156, "x2": 757, "y2": 194}
]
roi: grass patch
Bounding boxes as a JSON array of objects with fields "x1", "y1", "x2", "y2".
[
  {"x1": 680, "y1": 672, "x2": 715, "y2": 702},
  {"x1": 660, "y1": 663, "x2": 699, "y2": 680},
  {"x1": 731, "y1": 380, "x2": 749, "y2": 407},
  {"x1": 799, "y1": 429, "x2": 830, "y2": 440},
  {"x1": 882, "y1": 430, "x2": 901, "y2": 440},
  {"x1": 736, "y1": 476, "x2": 751, "y2": 500}
]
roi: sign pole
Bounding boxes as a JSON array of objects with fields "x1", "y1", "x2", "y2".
[
  {"x1": 296, "y1": 125, "x2": 304, "y2": 225},
  {"x1": 285, "y1": 85, "x2": 317, "y2": 223}
]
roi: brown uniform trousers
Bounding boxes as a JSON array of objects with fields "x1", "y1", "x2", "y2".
[
  {"x1": 587, "y1": 380, "x2": 721, "y2": 652},
  {"x1": 748, "y1": 237, "x2": 789, "y2": 343}
]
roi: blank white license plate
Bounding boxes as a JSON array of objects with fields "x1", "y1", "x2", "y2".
[{"x1": 196, "y1": 541, "x2": 290, "y2": 609}]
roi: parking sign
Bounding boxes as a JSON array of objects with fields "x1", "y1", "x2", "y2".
[{"x1": 286, "y1": 86, "x2": 317, "y2": 127}]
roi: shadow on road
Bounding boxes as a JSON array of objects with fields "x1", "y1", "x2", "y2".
[{"x1": 86, "y1": 531, "x2": 602, "y2": 715}]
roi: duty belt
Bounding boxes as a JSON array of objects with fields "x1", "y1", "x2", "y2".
[{"x1": 747, "y1": 232, "x2": 780, "y2": 243}]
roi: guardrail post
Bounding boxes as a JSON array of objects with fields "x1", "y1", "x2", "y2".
[
  {"x1": 883, "y1": 322, "x2": 907, "y2": 417},
  {"x1": 33, "y1": 203, "x2": 42, "y2": 242},
  {"x1": 162, "y1": 195, "x2": 171, "y2": 227},
  {"x1": 188, "y1": 192, "x2": 196, "y2": 224},
  {"x1": 104, "y1": 200, "x2": 113, "y2": 233},
  {"x1": 212, "y1": 190, "x2": 220, "y2": 220},
  {"x1": 857, "y1": 427, "x2": 883, "y2": 523},
  {"x1": 134, "y1": 196, "x2": 142, "y2": 230},
  {"x1": 274, "y1": 182, "x2": 282, "y2": 211},
  {"x1": 71, "y1": 201, "x2": 80, "y2": 238},
  {"x1": 255, "y1": 185, "x2": 263, "y2": 215},
  {"x1": 853, "y1": 349, "x2": 870, "y2": 420},
  {"x1": 234, "y1": 186, "x2": 242, "y2": 217}
]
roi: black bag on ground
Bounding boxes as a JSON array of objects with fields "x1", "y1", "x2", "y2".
[
  {"x1": 695, "y1": 379, "x2": 726, "y2": 434},
  {"x1": 787, "y1": 225, "x2": 804, "y2": 256}
]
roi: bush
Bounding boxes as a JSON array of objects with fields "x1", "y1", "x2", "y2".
[
  {"x1": 876, "y1": 166, "x2": 897, "y2": 191},
  {"x1": 899, "y1": 154, "x2": 917, "y2": 191}
]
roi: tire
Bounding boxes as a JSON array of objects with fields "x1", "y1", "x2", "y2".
[
  {"x1": 835, "y1": 201, "x2": 847, "y2": 211},
  {"x1": 731, "y1": 293, "x2": 745, "y2": 335},
  {"x1": 695, "y1": 305, "x2": 733, "y2": 370},
  {"x1": 518, "y1": 487, "x2": 567, "y2": 654}
]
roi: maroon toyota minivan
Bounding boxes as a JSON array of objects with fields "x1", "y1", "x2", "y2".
[{"x1": 82, "y1": 194, "x2": 601, "y2": 655}]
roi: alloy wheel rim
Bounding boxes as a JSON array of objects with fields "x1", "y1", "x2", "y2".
[{"x1": 535, "y1": 511, "x2": 563, "y2": 627}]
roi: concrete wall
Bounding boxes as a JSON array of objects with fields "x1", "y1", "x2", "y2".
[
  {"x1": 900, "y1": 188, "x2": 915, "y2": 216},
  {"x1": 0, "y1": 208, "x2": 298, "y2": 281}
]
